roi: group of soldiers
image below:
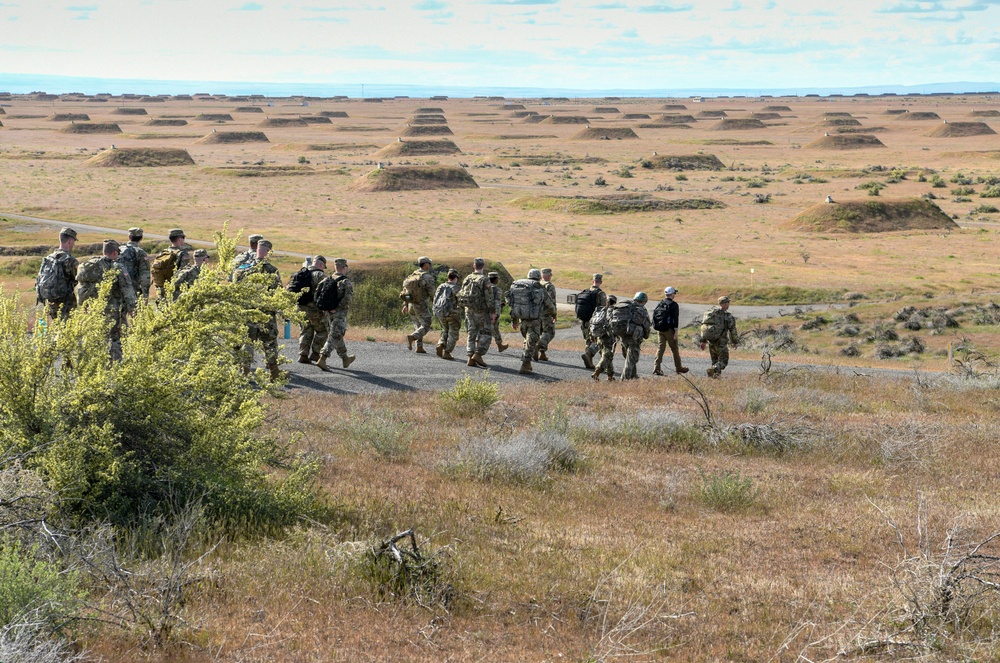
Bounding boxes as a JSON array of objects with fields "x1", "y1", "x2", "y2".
[{"x1": 35, "y1": 227, "x2": 740, "y2": 381}]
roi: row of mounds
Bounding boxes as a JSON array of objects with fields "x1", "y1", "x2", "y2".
[
  {"x1": 786, "y1": 198, "x2": 958, "y2": 233},
  {"x1": 349, "y1": 165, "x2": 478, "y2": 192},
  {"x1": 373, "y1": 139, "x2": 461, "y2": 157},
  {"x1": 60, "y1": 123, "x2": 122, "y2": 134},
  {"x1": 805, "y1": 134, "x2": 885, "y2": 149},
  {"x1": 84, "y1": 147, "x2": 195, "y2": 167},
  {"x1": 571, "y1": 127, "x2": 639, "y2": 140},
  {"x1": 234, "y1": 106, "x2": 265, "y2": 113},
  {"x1": 112, "y1": 108, "x2": 147, "y2": 115},
  {"x1": 195, "y1": 131, "x2": 269, "y2": 144},
  {"x1": 641, "y1": 154, "x2": 725, "y2": 170}
]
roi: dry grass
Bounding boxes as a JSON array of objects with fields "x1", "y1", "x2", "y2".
[
  {"x1": 571, "y1": 127, "x2": 639, "y2": 140},
  {"x1": 59, "y1": 122, "x2": 122, "y2": 134},
  {"x1": 373, "y1": 139, "x2": 462, "y2": 157},
  {"x1": 84, "y1": 147, "x2": 195, "y2": 167},
  {"x1": 401, "y1": 125, "x2": 454, "y2": 136},
  {"x1": 194, "y1": 130, "x2": 269, "y2": 144}
]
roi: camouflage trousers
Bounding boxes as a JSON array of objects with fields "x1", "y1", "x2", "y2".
[
  {"x1": 594, "y1": 333, "x2": 616, "y2": 377},
  {"x1": 654, "y1": 330, "x2": 684, "y2": 373},
  {"x1": 581, "y1": 322, "x2": 600, "y2": 358},
  {"x1": 492, "y1": 316, "x2": 504, "y2": 346},
  {"x1": 708, "y1": 340, "x2": 730, "y2": 374},
  {"x1": 465, "y1": 310, "x2": 492, "y2": 356},
  {"x1": 518, "y1": 319, "x2": 542, "y2": 363},
  {"x1": 539, "y1": 317, "x2": 555, "y2": 352},
  {"x1": 244, "y1": 315, "x2": 279, "y2": 367},
  {"x1": 321, "y1": 311, "x2": 349, "y2": 359},
  {"x1": 437, "y1": 314, "x2": 462, "y2": 354},
  {"x1": 108, "y1": 311, "x2": 125, "y2": 362},
  {"x1": 46, "y1": 296, "x2": 76, "y2": 322},
  {"x1": 298, "y1": 306, "x2": 329, "y2": 357},
  {"x1": 409, "y1": 301, "x2": 432, "y2": 342},
  {"x1": 619, "y1": 334, "x2": 645, "y2": 380}
]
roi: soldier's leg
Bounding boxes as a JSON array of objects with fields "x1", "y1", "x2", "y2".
[
  {"x1": 476, "y1": 313, "x2": 493, "y2": 355},
  {"x1": 330, "y1": 313, "x2": 349, "y2": 358},
  {"x1": 263, "y1": 315, "x2": 280, "y2": 366},
  {"x1": 654, "y1": 331, "x2": 668, "y2": 373},
  {"x1": 108, "y1": 313, "x2": 123, "y2": 362},
  {"x1": 708, "y1": 341, "x2": 721, "y2": 376},
  {"x1": 465, "y1": 312, "x2": 476, "y2": 357},
  {"x1": 521, "y1": 320, "x2": 540, "y2": 362},
  {"x1": 493, "y1": 318, "x2": 503, "y2": 345},
  {"x1": 539, "y1": 318, "x2": 555, "y2": 352},
  {"x1": 596, "y1": 337, "x2": 615, "y2": 378},
  {"x1": 298, "y1": 308, "x2": 315, "y2": 359},
  {"x1": 311, "y1": 310, "x2": 330, "y2": 356},
  {"x1": 717, "y1": 342, "x2": 730, "y2": 374},
  {"x1": 411, "y1": 303, "x2": 431, "y2": 341}
]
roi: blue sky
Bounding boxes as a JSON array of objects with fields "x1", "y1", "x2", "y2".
[{"x1": 1, "y1": 0, "x2": 999, "y2": 90}]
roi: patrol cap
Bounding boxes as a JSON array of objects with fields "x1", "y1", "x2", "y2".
[
  {"x1": 258, "y1": 239, "x2": 273, "y2": 250},
  {"x1": 334, "y1": 257, "x2": 348, "y2": 268},
  {"x1": 248, "y1": 234, "x2": 264, "y2": 243},
  {"x1": 473, "y1": 257, "x2": 485, "y2": 268},
  {"x1": 417, "y1": 256, "x2": 431, "y2": 266},
  {"x1": 60, "y1": 227, "x2": 78, "y2": 240},
  {"x1": 128, "y1": 227, "x2": 143, "y2": 237},
  {"x1": 193, "y1": 249, "x2": 209, "y2": 258},
  {"x1": 527, "y1": 268, "x2": 541, "y2": 280},
  {"x1": 541, "y1": 268, "x2": 552, "y2": 275},
  {"x1": 103, "y1": 239, "x2": 120, "y2": 252},
  {"x1": 168, "y1": 228, "x2": 186, "y2": 240},
  {"x1": 664, "y1": 286, "x2": 677, "y2": 295},
  {"x1": 447, "y1": 269, "x2": 459, "y2": 279},
  {"x1": 313, "y1": 255, "x2": 327, "y2": 265},
  {"x1": 718, "y1": 295, "x2": 731, "y2": 304},
  {"x1": 593, "y1": 273, "x2": 603, "y2": 282}
]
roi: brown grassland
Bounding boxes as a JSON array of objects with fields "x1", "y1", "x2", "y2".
[{"x1": 1, "y1": 92, "x2": 1000, "y2": 660}]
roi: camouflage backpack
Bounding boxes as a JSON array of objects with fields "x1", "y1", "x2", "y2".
[
  {"x1": 118, "y1": 243, "x2": 143, "y2": 286},
  {"x1": 399, "y1": 270, "x2": 428, "y2": 304},
  {"x1": 589, "y1": 306, "x2": 613, "y2": 338},
  {"x1": 150, "y1": 248, "x2": 181, "y2": 287},
  {"x1": 508, "y1": 279, "x2": 545, "y2": 321},
  {"x1": 700, "y1": 307, "x2": 726, "y2": 342},
  {"x1": 36, "y1": 251, "x2": 73, "y2": 302},
  {"x1": 457, "y1": 273, "x2": 490, "y2": 313},
  {"x1": 75, "y1": 257, "x2": 107, "y2": 304},
  {"x1": 432, "y1": 282, "x2": 457, "y2": 319},
  {"x1": 611, "y1": 300, "x2": 638, "y2": 337}
]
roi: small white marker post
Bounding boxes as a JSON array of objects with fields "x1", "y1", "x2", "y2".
[{"x1": 750, "y1": 268, "x2": 755, "y2": 288}]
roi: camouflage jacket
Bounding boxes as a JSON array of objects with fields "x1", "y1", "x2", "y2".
[
  {"x1": 332, "y1": 274, "x2": 353, "y2": 313},
  {"x1": 703, "y1": 306, "x2": 738, "y2": 344},
  {"x1": 171, "y1": 263, "x2": 203, "y2": 301},
  {"x1": 542, "y1": 280, "x2": 557, "y2": 318},
  {"x1": 491, "y1": 283, "x2": 504, "y2": 313},
  {"x1": 76, "y1": 257, "x2": 137, "y2": 314},
  {"x1": 414, "y1": 269, "x2": 436, "y2": 306},
  {"x1": 120, "y1": 240, "x2": 151, "y2": 297}
]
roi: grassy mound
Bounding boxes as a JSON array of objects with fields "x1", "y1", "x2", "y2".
[
  {"x1": 319, "y1": 111, "x2": 349, "y2": 118},
  {"x1": 60, "y1": 123, "x2": 122, "y2": 134},
  {"x1": 502, "y1": 104, "x2": 525, "y2": 110},
  {"x1": 410, "y1": 117, "x2": 448, "y2": 125},
  {"x1": 272, "y1": 142, "x2": 378, "y2": 151},
  {"x1": 762, "y1": 105, "x2": 791, "y2": 111},
  {"x1": 48, "y1": 113, "x2": 90, "y2": 122},
  {"x1": 970, "y1": 110, "x2": 1000, "y2": 117},
  {"x1": 112, "y1": 108, "x2": 147, "y2": 115},
  {"x1": 710, "y1": 118, "x2": 768, "y2": 130},
  {"x1": 661, "y1": 104, "x2": 687, "y2": 110},
  {"x1": 883, "y1": 109, "x2": 908, "y2": 115},
  {"x1": 300, "y1": 116, "x2": 333, "y2": 124},
  {"x1": 258, "y1": 118, "x2": 308, "y2": 128},
  {"x1": 896, "y1": 112, "x2": 941, "y2": 121},
  {"x1": 925, "y1": 122, "x2": 996, "y2": 137},
  {"x1": 638, "y1": 123, "x2": 691, "y2": 129},
  {"x1": 234, "y1": 106, "x2": 264, "y2": 113},
  {"x1": 145, "y1": 119, "x2": 188, "y2": 126},
  {"x1": 401, "y1": 125, "x2": 454, "y2": 137},
  {"x1": 837, "y1": 126, "x2": 887, "y2": 134},
  {"x1": 350, "y1": 165, "x2": 478, "y2": 192},
  {"x1": 642, "y1": 154, "x2": 725, "y2": 170},
  {"x1": 84, "y1": 147, "x2": 195, "y2": 167},
  {"x1": 805, "y1": 134, "x2": 885, "y2": 149},
  {"x1": 571, "y1": 127, "x2": 639, "y2": 140},
  {"x1": 511, "y1": 193, "x2": 725, "y2": 214},
  {"x1": 542, "y1": 116, "x2": 589, "y2": 124},
  {"x1": 697, "y1": 111, "x2": 727, "y2": 118},
  {"x1": 416, "y1": 107, "x2": 444, "y2": 113},
  {"x1": 0, "y1": 108, "x2": 5, "y2": 115},
  {"x1": 785, "y1": 198, "x2": 958, "y2": 233},
  {"x1": 0, "y1": 120, "x2": 3, "y2": 127},
  {"x1": 656, "y1": 114, "x2": 697, "y2": 123},
  {"x1": 522, "y1": 115, "x2": 550, "y2": 123},
  {"x1": 374, "y1": 139, "x2": 461, "y2": 157},
  {"x1": 593, "y1": 107, "x2": 619, "y2": 113},
  {"x1": 822, "y1": 118, "x2": 862, "y2": 127},
  {"x1": 621, "y1": 113, "x2": 650, "y2": 119},
  {"x1": 195, "y1": 131, "x2": 269, "y2": 144},
  {"x1": 511, "y1": 111, "x2": 539, "y2": 118},
  {"x1": 195, "y1": 113, "x2": 234, "y2": 121},
  {"x1": 822, "y1": 112, "x2": 853, "y2": 118},
  {"x1": 751, "y1": 112, "x2": 781, "y2": 120}
]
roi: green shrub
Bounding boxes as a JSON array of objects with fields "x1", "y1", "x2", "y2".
[
  {"x1": 950, "y1": 172, "x2": 974, "y2": 185},
  {"x1": 973, "y1": 204, "x2": 1000, "y2": 214},
  {"x1": 696, "y1": 469, "x2": 760, "y2": 511},
  {"x1": 356, "y1": 531, "x2": 456, "y2": 608},
  {"x1": 440, "y1": 373, "x2": 500, "y2": 417},
  {"x1": 675, "y1": 173, "x2": 688, "y2": 181},
  {"x1": 952, "y1": 186, "x2": 976, "y2": 196},
  {"x1": 339, "y1": 405, "x2": 410, "y2": 459},
  {"x1": 0, "y1": 538, "x2": 78, "y2": 627},
  {"x1": 980, "y1": 185, "x2": 1000, "y2": 198}
]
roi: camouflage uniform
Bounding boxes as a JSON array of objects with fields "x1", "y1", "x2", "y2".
[
  {"x1": 539, "y1": 276, "x2": 557, "y2": 355},
  {"x1": 490, "y1": 280, "x2": 506, "y2": 349},
  {"x1": 76, "y1": 256, "x2": 137, "y2": 361},
  {"x1": 702, "y1": 305, "x2": 738, "y2": 377},
  {"x1": 153, "y1": 245, "x2": 192, "y2": 301},
  {"x1": 320, "y1": 273, "x2": 354, "y2": 362},
  {"x1": 296, "y1": 267, "x2": 330, "y2": 359},
  {"x1": 581, "y1": 285, "x2": 609, "y2": 360},
  {"x1": 171, "y1": 262, "x2": 204, "y2": 301},
  {"x1": 462, "y1": 272, "x2": 495, "y2": 359},
  {"x1": 39, "y1": 248, "x2": 79, "y2": 321},
  {"x1": 616, "y1": 299, "x2": 651, "y2": 380},
  {"x1": 406, "y1": 268, "x2": 436, "y2": 347},
  {"x1": 509, "y1": 277, "x2": 556, "y2": 370},
  {"x1": 241, "y1": 259, "x2": 282, "y2": 370},
  {"x1": 119, "y1": 238, "x2": 150, "y2": 302},
  {"x1": 591, "y1": 306, "x2": 617, "y2": 380},
  {"x1": 434, "y1": 281, "x2": 463, "y2": 356}
]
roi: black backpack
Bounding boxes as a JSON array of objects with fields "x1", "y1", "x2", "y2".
[
  {"x1": 575, "y1": 288, "x2": 599, "y2": 322},
  {"x1": 652, "y1": 300, "x2": 674, "y2": 332},
  {"x1": 288, "y1": 267, "x2": 314, "y2": 305},
  {"x1": 314, "y1": 275, "x2": 342, "y2": 312}
]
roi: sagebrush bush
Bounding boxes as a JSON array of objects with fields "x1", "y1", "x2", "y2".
[
  {"x1": 453, "y1": 430, "x2": 580, "y2": 483},
  {"x1": 571, "y1": 410, "x2": 705, "y2": 451},
  {"x1": 0, "y1": 538, "x2": 78, "y2": 628},
  {"x1": 696, "y1": 469, "x2": 760, "y2": 511},
  {"x1": 440, "y1": 373, "x2": 500, "y2": 417},
  {"x1": 339, "y1": 405, "x2": 411, "y2": 459}
]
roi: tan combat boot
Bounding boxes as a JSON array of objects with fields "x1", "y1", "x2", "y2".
[
  {"x1": 467, "y1": 355, "x2": 476, "y2": 367},
  {"x1": 472, "y1": 353, "x2": 488, "y2": 368},
  {"x1": 538, "y1": 350, "x2": 549, "y2": 362},
  {"x1": 591, "y1": 369, "x2": 601, "y2": 382},
  {"x1": 298, "y1": 353, "x2": 311, "y2": 364},
  {"x1": 342, "y1": 354, "x2": 355, "y2": 369},
  {"x1": 316, "y1": 354, "x2": 330, "y2": 371},
  {"x1": 406, "y1": 334, "x2": 416, "y2": 351},
  {"x1": 309, "y1": 351, "x2": 320, "y2": 362},
  {"x1": 442, "y1": 350, "x2": 454, "y2": 360},
  {"x1": 581, "y1": 351, "x2": 595, "y2": 370},
  {"x1": 519, "y1": 360, "x2": 532, "y2": 375},
  {"x1": 497, "y1": 341, "x2": 509, "y2": 352},
  {"x1": 267, "y1": 362, "x2": 285, "y2": 381},
  {"x1": 677, "y1": 367, "x2": 690, "y2": 374},
  {"x1": 415, "y1": 344, "x2": 427, "y2": 354},
  {"x1": 436, "y1": 345, "x2": 444, "y2": 357}
]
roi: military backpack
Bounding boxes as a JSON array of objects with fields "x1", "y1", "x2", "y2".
[
  {"x1": 589, "y1": 306, "x2": 613, "y2": 338},
  {"x1": 36, "y1": 251, "x2": 74, "y2": 303},
  {"x1": 611, "y1": 300, "x2": 642, "y2": 338},
  {"x1": 75, "y1": 257, "x2": 107, "y2": 304},
  {"x1": 508, "y1": 279, "x2": 545, "y2": 321},
  {"x1": 314, "y1": 275, "x2": 342, "y2": 312},
  {"x1": 150, "y1": 248, "x2": 181, "y2": 287},
  {"x1": 432, "y1": 282, "x2": 457, "y2": 319},
  {"x1": 700, "y1": 307, "x2": 727, "y2": 342},
  {"x1": 287, "y1": 267, "x2": 315, "y2": 305},
  {"x1": 457, "y1": 273, "x2": 491, "y2": 313},
  {"x1": 118, "y1": 244, "x2": 143, "y2": 285},
  {"x1": 399, "y1": 270, "x2": 427, "y2": 304},
  {"x1": 575, "y1": 288, "x2": 600, "y2": 322},
  {"x1": 652, "y1": 299, "x2": 675, "y2": 332}
]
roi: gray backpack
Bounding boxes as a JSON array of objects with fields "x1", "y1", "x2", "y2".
[
  {"x1": 118, "y1": 244, "x2": 143, "y2": 285},
  {"x1": 590, "y1": 307, "x2": 613, "y2": 338},
  {"x1": 36, "y1": 251, "x2": 73, "y2": 302},
  {"x1": 508, "y1": 279, "x2": 545, "y2": 321},
  {"x1": 433, "y1": 283, "x2": 457, "y2": 319}
]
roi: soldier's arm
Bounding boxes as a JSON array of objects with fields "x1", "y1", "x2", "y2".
[{"x1": 138, "y1": 254, "x2": 151, "y2": 296}]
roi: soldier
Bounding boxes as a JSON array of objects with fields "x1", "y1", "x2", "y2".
[
  {"x1": 119, "y1": 227, "x2": 150, "y2": 302},
  {"x1": 35, "y1": 227, "x2": 79, "y2": 321},
  {"x1": 235, "y1": 239, "x2": 283, "y2": 380},
  {"x1": 317, "y1": 258, "x2": 356, "y2": 371},
  {"x1": 433, "y1": 269, "x2": 462, "y2": 360},
  {"x1": 292, "y1": 255, "x2": 329, "y2": 363},
  {"x1": 461, "y1": 257, "x2": 495, "y2": 368},
  {"x1": 537, "y1": 267, "x2": 557, "y2": 361},
  {"x1": 231, "y1": 233, "x2": 264, "y2": 271},
  {"x1": 75, "y1": 239, "x2": 137, "y2": 361},
  {"x1": 615, "y1": 292, "x2": 651, "y2": 380},
  {"x1": 590, "y1": 295, "x2": 618, "y2": 381},
  {"x1": 401, "y1": 256, "x2": 436, "y2": 353},
  {"x1": 700, "y1": 296, "x2": 739, "y2": 378},
  {"x1": 652, "y1": 286, "x2": 689, "y2": 375},
  {"x1": 508, "y1": 268, "x2": 556, "y2": 375},
  {"x1": 171, "y1": 249, "x2": 209, "y2": 301},
  {"x1": 488, "y1": 272, "x2": 509, "y2": 353},
  {"x1": 579, "y1": 273, "x2": 608, "y2": 370},
  {"x1": 151, "y1": 228, "x2": 192, "y2": 300}
]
